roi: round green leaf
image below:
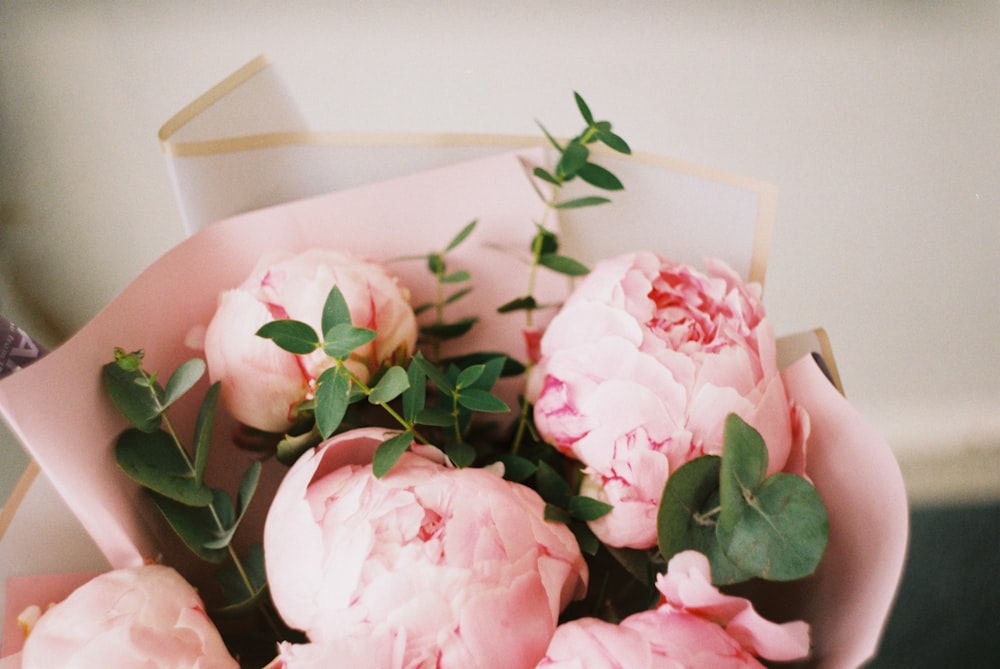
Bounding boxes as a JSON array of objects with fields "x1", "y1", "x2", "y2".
[
  {"x1": 256, "y1": 320, "x2": 320, "y2": 354},
  {"x1": 115, "y1": 429, "x2": 212, "y2": 507}
]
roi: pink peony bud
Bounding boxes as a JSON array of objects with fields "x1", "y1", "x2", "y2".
[
  {"x1": 20, "y1": 565, "x2": 237, "y2": 669},
  {"x1": 203, "y1": 249, "x2": 417, "y2": 433},
  {"x1": 263, "y1": 428, "x2": 588, "y2": 669},
  {"x1": 528, "y1": 252, "x2": 808, "y2": 549},
  {"x1": 536, "y1": 551, "x2": 810, "y2": 669}
]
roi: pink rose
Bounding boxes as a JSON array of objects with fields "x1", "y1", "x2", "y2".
[
  {"x1": 263, "y1": 428, "x2": 588, "y2": 669},
  {"x1": 529, "y1": 252, "x2": 807, "y2": 548},
  {"x1": 536, "y1": 551, "x2": 810, "y2": 669},
  {"x1": 203, "y1": 249, "x2": 417, "y2": 433},
  {"x1": 20, "y1": 565, "x2": 237, "y2": 669}
]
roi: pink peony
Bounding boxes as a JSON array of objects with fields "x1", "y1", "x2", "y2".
[
  {"x1": 528, "y1": 252, "x2": 807, "y2": 548},
  {"x1": 203, "y1": 249, "x2": 417, "y2": 433},
  {"x1": 536, "y1": 551, "x2": 810, "y2": 669},
  {"x1": 19, "y1": 565, "x2": 237, "y2": 669},
  {"x1": 262, "y1": 427, "x2": 588, "y2": 669}
]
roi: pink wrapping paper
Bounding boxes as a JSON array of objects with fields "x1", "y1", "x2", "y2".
[{"x1": 0, "y1": 146, "x2": 908, "y2": 667}]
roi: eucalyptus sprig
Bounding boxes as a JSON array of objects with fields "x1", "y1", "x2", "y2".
[
  {"x1": 657, "y1": 414, "x2": 829, "y2": 586},
  {"x1": 102, "y1": 349, "x2": 268, "y2": 618}
]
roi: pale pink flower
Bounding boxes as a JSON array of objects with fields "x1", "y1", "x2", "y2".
[
  {"x1": 263, "y1": 427, "x2": 588, "y2": 669},
  {"x1": 20, "y1": 565, "x2": 237, "y2": 669},
  {"x1": 536, "y1": 551, "x2": 810, "y2": 669},
  {"x1": 203, "y1": 249, "x2": 417, "y2": 433},
  {"x1": 529, "y1": 252, "x2": 807, "y2": 548}
]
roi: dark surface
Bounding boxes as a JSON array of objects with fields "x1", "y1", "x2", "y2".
[{"x1": 865, "y1": 502, "x2": 1000, "y2": 668}]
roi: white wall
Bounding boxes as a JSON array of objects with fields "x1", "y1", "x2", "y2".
[{"x1": 1, "y1": 1, "x2": 998, "y2": 503}]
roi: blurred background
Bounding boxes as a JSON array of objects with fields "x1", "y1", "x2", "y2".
[{"x1": 1, "y1": 2, "x2": 997, "y2": 665}]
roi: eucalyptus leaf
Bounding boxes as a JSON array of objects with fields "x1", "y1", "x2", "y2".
[
  {"x1": 203, "y1": 462, "x2": 261, "y2": 550},
  {"x1": 496, "y1": 454, "x2": 537, "y2": 482},
  {"x1": 372, "y1": 431, "x2": 414, "y2": 478},
  {"x1": 192, "y1": 382, "x2": 220, "y2": 487},
  {"x1": 213, "y1": 544, "x2": 268, "y2": 616},
  {"x1": 532, "y1": 226, "x2": 559, "y2": 255},
  {"x1": 414, "y1": 407, "x2": 454, "y2": 427},
  {"x1": 149, "y1": 493, "x2": 228, "y2": 563},
  {"x1": 163, "y1": 358, "x2": 205, "y2": 409},
  {"x1": 444, "y1": 286, "x2": 474, "y2": 306},
  {"x1": 535, "y1": 461, "x2": 571, "y2": 507},
  {"x1": 544, "y1": 503, "x2": 572, "y2": 524},
  {"x1": 427, "y1": 253, "x2": 446, "y2": 275},
  {"x1": 276, "y1": 427, "x2": 321, "y2": 466},
  {"x1": 716, "y1": 414, "x2": 829, "y2": 582},
  {"x1": 439, "y1": 352, "x2": 524, "y2": 378},
  {"x1": 103, "y1": 360, "x2": 163, "y2": 432},
  {"x1": 369, "y1": 365, "x2": 410, "y2": 404},
  {"x1": 657, "y1": 455, "x2": 753, "y2": 585},
  {"x1": 116, "y1": 429, "x2": 212, "y2": 507},
  {"x1": 256, "y1": 320, "x2": 320, "y2": 355}
]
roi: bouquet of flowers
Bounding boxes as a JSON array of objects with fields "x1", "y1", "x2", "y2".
[{"x1": 0, "y1": 58, "x2": 907, "y2": 668}]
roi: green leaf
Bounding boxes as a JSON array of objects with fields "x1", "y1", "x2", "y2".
[
  {"x1": 444, "y1": 287, "x2": 473, "y2": 305},
  {"x1": 163, "y1": 358, "x2": 205, "y2": 409},
  {"x1": 539, "y1": 254, "x2": 590, "y2": 276},
  {"x1": 497, "y1": 295, "x2": 538, "y2": 314},
  {"x1": 535, "y1": 461, "x2": 571, "y2": 507},
  {"x1": 535, "y1": 120, "x2": 563, "y2": 152},
  {"x1": 414, "y1": 407, "x2": 454, "y2": 427},
  {"x1": 716, "y1": 414, "x2": 829, "y2": 582},
  {"x1": 427, "y1": 252, "x2": 446, "y2": 276},
  {"x1": 532, "y1": 226, "x2": 559, "y2": 255},
  {"x1": 103, "y1": 360, "x2": 163, "y2": 432},
  {"x1": 544, "y1": 503, "x2": 572, "y2": 524},
  {"x1": 419, "y1": 317, "x2": 477, "y2": 341},
  {"x1": 570, "y1": 521, "x2": 601, "y2": 556},
  {"x1": 554, "y1": 196, "x2": 611, "y2": 210},
  {"x1": 402, "y1": 361, "x2": 427, "y2": 423},
  {"x1": 192, "y1": 382, "x2": 220, "y2": 487},
  {"x1": 372, "y1": 431, "x2": 414, "y2": 478},
  {"x1": 322, "y1": 324, "x2": 377, "y2": 359},
  {"x1": 411, "y1": 352, "x2": 455, "y2": 393},
  {"x1": 322, "y1": 285, "x2": 353, "y2": 336},
  {"x1": 148, "y1": 493, "x2": 228, "y2": 563},
  {"x1": 568, "y1": 495, "x2": 613, "y2": 521},
  {"x1": 657, "y1": 455, "x2": 752, "y2": 585},
  {"x1": 439, "y1": 352, "x2": 524, "y2": 378},
  {"x1": 456, "y1": 388, "x2": 509, "y2": 413},
  {"x1": 256, "y1": 320, "x2": 320, "y2": 355},
  {"x1": 597, "y1": 128, "x2": 632, "y2": 155},
  {"x1": 532, "y1": 166, "x2": 561, "y2": 186},
  {"x1": 556, "y1": 140, "x2": 589, "y2": 180},
  {"x1": 455, "y1": 364, "x2": 485, "y2": 389},
  {"x1": 444, "y1": 219, "x2": 478, "y2": 252},
  {"x1": 115, "y1": 429, "x2": 212, "y2": 507},
  {"x1": 496, "y1": 454, "x2": 537, "y2": 482},
  {"x1": 213, "y1": 544, "x2": 268, "y2": 616},
  {"x1": 441, "y1": 270, "x2": 471, "y2": 284},
  {"x1": 202, "y1": 461, "x2": 261, "y2": 550},
  {"x1": 574, "y1": 91, "x2": 595, "y2": 125},
  {"x1": 315, "y1": 366, "x2": 351, "y2": 438},
  {"x1": 468, "y1": 355, "x2": 506, "y2": 390},
  {"x1": 276, "y1": 427, "x2": 321, "y2": 466},
  {"x1": 369, "y1": 365, "x2": 410, "y2": 404},
  {"x1": 444, "y1": 441, "x2": 476, "y2": 468},
  {"x1": 577, "y1": 162, "x2": 624, "y2": 191}
]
